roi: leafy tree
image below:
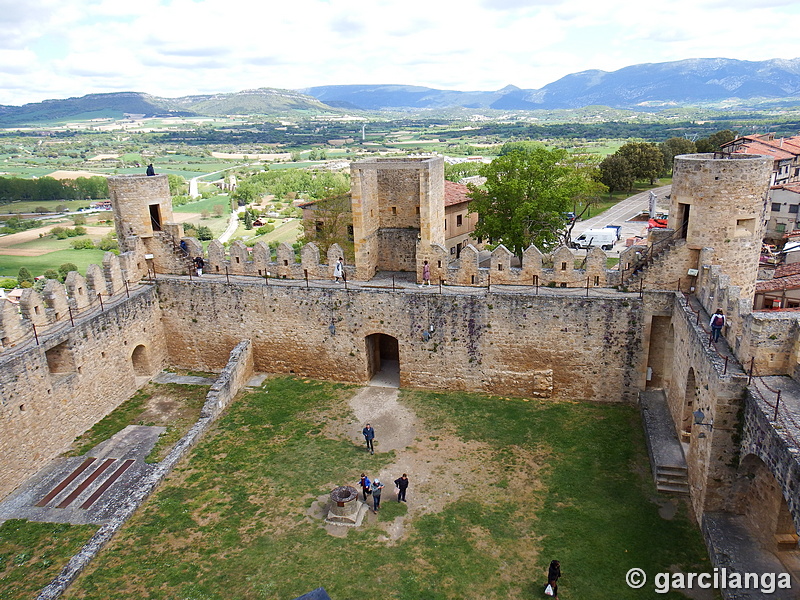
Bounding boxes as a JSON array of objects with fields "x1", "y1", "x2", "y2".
[
  {"x1": 301, "y1": 193, "x2": 353, "y2": 257},
  {"x1": 196, "y1": 225, "x2": 213, "y2": 241},
  {"x1": 72, "y1": 214, "x2": 87, "y2": 226},
  {"x1": 616, "y1": 141, "x2": 665, "y2": 184},
  {"x1": 598, "y1": 154, "x2": 636, "y2": 195},
  {"x1": 659, "y1": 138, "x2": 697, "y2": 174},
  {"x1": 0, "y1": 277, "x2": 17, "y2": 289},
  {"x1": 167, "y1": 174, "x2": 187, "y2": 196},
  {"x1": 43, "y1": 269, "x2": 60, "y2": 280},
  {"x1": 696, "y1": 129, "x2": 738, "y2": 153},
  {"x1": 232, "y1": 181, "x2": 262, "y2": 206},
  {"x1": 58, "y1": 263, "x2": 78, "y2": 280},
  {"x1": 212, "y1": 204, "x2": 225, "y2": 217},
  {"x1": 445, "y1": 162, "x2": 483, "y2": 182},
  {"x1": 468, "y1": 144, "x2": 605, "y2": 257},
  {"x1": 17, "y1": 267, "x2": 34, "y2": 287},
  {"x1": 244, "y1": 211, "x2": 254, "y2": 230}
]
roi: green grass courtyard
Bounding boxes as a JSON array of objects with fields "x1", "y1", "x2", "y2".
[{"x1": 0, "y1": 377, "x2": 711, "y2": 600}]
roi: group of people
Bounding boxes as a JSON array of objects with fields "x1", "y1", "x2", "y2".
[
  {"x1": 357, "y1": 472, "x2": 409, "y2": 513},
  {"x1": 358, "y1": 423, "x2": 409, "y2": 514}
]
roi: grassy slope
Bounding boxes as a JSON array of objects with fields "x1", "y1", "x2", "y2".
[
  {"x1": 0, "y1": 249, "x2": 107, "y2": 278},
  {"x1": 59, "y1": 378, "x2": 709, "y2": 600}
]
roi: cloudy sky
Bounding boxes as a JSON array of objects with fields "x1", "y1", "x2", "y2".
[{"x1": 1, "y1": 0, "x2": 799, "y2": 106}]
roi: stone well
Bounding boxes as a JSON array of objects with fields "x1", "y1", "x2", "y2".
[{"x1": 325, "y1": 485, "x2": 366, "y2": 527}]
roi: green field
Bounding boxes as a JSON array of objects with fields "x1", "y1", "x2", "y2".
[
  {"x1": 0, "y1": 249, "x2": 107, "y2": 278},
  {"x1": 0, "y1": 377, "x2": 711, "y2": 600}
]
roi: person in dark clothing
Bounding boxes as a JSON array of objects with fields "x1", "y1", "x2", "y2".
[
  {"x1": 362, "y1": 423, "x2": 375, "y2": 454},
  {"x1": 371, "y1": 479, "x2": 383, "y2": 513},
  {"x1": 547, "y1": 559, "x2": 561, "y2": 598},
  {"x1": 146, "y1": 164, "x2": 155, "y2": 176},
  {"x1": 394, "y1": 473, "x2": 409, "y2": 502},
  {"x1": 193, "y1": 256, "x2": 204, "y2": 277},
  {"x1": 179, "y1": 240, "x2": 188, "y2": 255},
  {"x1": 359, "y1": 473, "x2": 372, "y2": 502}
]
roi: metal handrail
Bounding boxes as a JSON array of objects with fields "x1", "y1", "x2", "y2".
[{"x1": 621, "y1": 222, "x2": 688, "y2": 282}]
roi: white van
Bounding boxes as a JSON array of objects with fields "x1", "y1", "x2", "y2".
[{"x1": 571, "y1": 228, "x2": 617, "y2": 251}]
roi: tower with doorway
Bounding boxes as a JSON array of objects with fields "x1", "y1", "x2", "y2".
[
  {"x1": 108, "y1": 174, "x2": 185, "y2": 273},
  {"x1": 350, "y1": 157, "x2": 445, "y2": 279},
  {"x1": 669, "y1": 153, "x2": 772, "y2": 303}
]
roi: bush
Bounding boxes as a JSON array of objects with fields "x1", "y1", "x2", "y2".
[
  {"x1": 58, "y1": 263, "x2": 78, "y2": 279},
  {"x1": 17, "y1": 267, "x2": 34, "y2": 286},
  {"x1": 98, "y1": 233, "x2": 118, "y2": 251},
  {"x1": 43, "y1": 269, "x2": 60, "y2": 280},
  {"x1": 196, "y1": 225, "x2": 213, "y2": 241},
  {"x1": 0, "y1": 277, "x2": 18, "y2": 289},
  {"x1": 70, "y1": 238, "x2": 95, "y2": 249},
  {"x1": 256, "y1": 224, "x2": 275, "y2": 236}
]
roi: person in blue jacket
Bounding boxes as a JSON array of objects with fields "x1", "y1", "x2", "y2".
[{"x1": 359, "y1": 473, "x2": 371, "y2": 502}]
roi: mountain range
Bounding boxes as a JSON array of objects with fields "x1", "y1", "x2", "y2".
[{"x1": 1, "y1": 57, "x2": 799, "y2": 125}]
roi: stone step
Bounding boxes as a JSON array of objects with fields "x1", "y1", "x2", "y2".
[
  {"x1": 657, "y1": 482, "x2": 690, "y2": 495},
  {"x1": 657, "y1": 473, "x2": 689, "y2": 485},
  {"x1": 656, "y1": 465, "x2": 688, "y2": 475}
]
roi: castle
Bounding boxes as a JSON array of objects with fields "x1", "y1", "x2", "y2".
[{"x1": 2, "y1": 152, "x2": 800, "y2": 594}]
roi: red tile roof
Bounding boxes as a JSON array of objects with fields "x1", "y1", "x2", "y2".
[
  {"x1": 444, "y1": 180, "x2": 471, "y2": 207},
  {"x1": 756, "y1": 273, "x2": 800, "y2": 293},
  {"x1": 773, "y1": 262, "x2": 800, "y2": 278}
]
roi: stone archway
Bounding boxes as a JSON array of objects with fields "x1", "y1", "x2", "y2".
[
  {"x1": 733, "y1": 454, "x2": 799, "y2": 550},
  {"x1": 365, "y1": 333, "x2": 399, "y2": 387},
  {"x1": 131, "y1": 344, "x2": 150, "y2": 376}
]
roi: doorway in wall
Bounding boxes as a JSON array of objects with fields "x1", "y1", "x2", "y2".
[{"x1": 365, "y1": 333, "x2": 399, "y2": 388}]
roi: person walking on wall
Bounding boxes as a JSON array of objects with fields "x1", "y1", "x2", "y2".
[
  {"x1": 334, "y1": 257, "x2": 344, "y2": 283},
  {"x1": 545, "y1": 559, "x2": 561, "y2": 598},
  {"x1": 193, "y1": 256, "x2": 205, "y2": 277},
  {"x1": 146, "y1": 163, "x2": 155, "y2": 176},
  {"x1": 394, "y1": 473, "x2": 409, "y2": 502},
  {"x1": 362, "y1": 423, "x2": 375, "y2": 455},
  {"x1": 710, "y1": 309, "x2": 725, "y2": 343},
  {"x1": 420, "y1": 260, "x2": 431, "y2": 287},
  {"x1": 359, "y1": 473, "x2": 372, "y2": 502},
  {"x1": 371, "y1": 479, "x2": 384, "y2": 513}
]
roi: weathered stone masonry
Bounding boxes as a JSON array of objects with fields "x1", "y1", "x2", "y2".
[{"x1": 0, "y1": 286, "x2": 166, "y2": 499}]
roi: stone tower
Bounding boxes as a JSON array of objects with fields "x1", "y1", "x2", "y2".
[
  {"x1": 350, "y1": 157, "x2": 445, "y2": 279},
  {"x1": 108, "y1": 174, "x2": 184, "y2": 272},
  {"x1": 669, "y1": 153, "x2": 773, "y2": 303}
]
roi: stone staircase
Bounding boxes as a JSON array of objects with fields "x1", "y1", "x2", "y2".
[
  {"x1": 640, "y1": 390, "x2": 690, "y2": 496},
  {"x1": 654, "y1": 464, "x2": 689, "y2": 495},
  {"x1": 154, "y1": 231, "x2": 194, "y2": 273},
  {"x1": 622, "y1": 236, "x2": 686, "y2": 290}
]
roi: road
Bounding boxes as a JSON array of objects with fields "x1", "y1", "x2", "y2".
[{"x1": 570, "y1": 185, "x2": 672, "y2": 255}]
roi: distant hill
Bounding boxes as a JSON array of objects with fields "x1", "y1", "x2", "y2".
[
  {"x1": 0, "y1": 88, "x2": 338, "y2": 125},
  {"x1": 303, "y1": 58, "x2": 800, "y2": 110},
  {"x1": 2, "y1": 57, "x2": 800, "y2": 125}
]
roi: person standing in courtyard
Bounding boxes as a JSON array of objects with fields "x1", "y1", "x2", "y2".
[
  {"x1": 420, "y1": 260, "x2": 431, "y2": 287},
  {"x1": 359, "y1": 473, "x2": 372, "y2": 502},
  {"x1": 362, "y1": 423, "x2": 375, "y2": 455},
  {"x1": 334, "y1": 257, "x2": 344, "y2": 283},
  {"x1": 371, "y1": 479, "x2": 383, "y2": 513},
  {"x1": 545, "y1": 559, "x2": 561, "y2": 598},
  {"x1": 394, "y1": 473, "x2": 409, "y2": 502},
  {"x1": 193, "y1": 256, "x2": 204, "y2": 277},
  {"x1": 710, "y1": 309, "x2": 725, "y2": 343}
]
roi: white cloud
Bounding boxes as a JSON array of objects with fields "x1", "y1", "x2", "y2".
[{"x1": 0, "y1": 0, "x2": 797, "y2": 105}]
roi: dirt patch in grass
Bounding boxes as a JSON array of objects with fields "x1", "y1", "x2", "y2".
[{"x1": 64, "y1": 382, "x2": 208, "y2": 461}]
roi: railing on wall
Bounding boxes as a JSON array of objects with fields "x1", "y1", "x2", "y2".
[{"x1": 621, "y1": 222, "x2": 688, "y2": 283}]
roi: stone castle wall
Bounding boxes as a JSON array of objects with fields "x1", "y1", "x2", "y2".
[
  {"x1": 0, "y1": 285, "x2": 166, "y2": 499},
  {"x1": 155, "y1": 278, "x2": 648, "y2": 403}
]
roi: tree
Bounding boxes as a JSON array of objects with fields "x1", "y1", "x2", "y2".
[
  {"x1": 659, "y1": 138, "x2": 697, "y2": 174},
  {"x1": 598, "y1": 154, "x2": 636, "y2": 195},
  {"x1": 167, "y1": 174, "x2": 187, "y2": 196},
  {"x1": 196, "y1": 225, "x2": 213, "y2": 241},
  {"x1": 232, "y1": 181, "x2": 261, "y2": 207},
  {"x1": 616, "y1": 141, "x2": 665, "y2": 184},
  {"x1": 17, "y1": 267, "x2": 34, "y2": 287},
  {"x1": 244, "y1": 211, "x2": 254, "y2": 230},
  {"x1": 58, "y1": 263, "x2": 78, "y2": 280},
  {"x1": 301, "y1": 193, "x2": 354, "y2": 258},
  {"x1": 696, "y1": 129, "x2": 737, "y2": 153},
  {"x1": 468, "y1": 145, "x2": 605, "y2": 257}
]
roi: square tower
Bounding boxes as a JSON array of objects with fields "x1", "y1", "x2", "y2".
[{"x1": 350, "y1": 157, "x2": 445, "y2": 279}]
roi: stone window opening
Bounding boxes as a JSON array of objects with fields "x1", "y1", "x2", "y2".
[
  {"x1": 437, "y1": 261, "x2": 442, "y2": 268},
  {"x1": 391, "y1": 206, "x2": 397, "y2": 216},
  {"x1": 283, "y1": 259, "x2": 289, "y2": 266},
  {"x1": 34, "y1": 306, "x2": 40, "y2": 315},
  {"x1": 594, "y1": 276, "x2": 600, "y2": 286},
  {"x1": 235, "y1": 256, "x2": 240, "y2": 263},
  {"x1": 561, "y1": 262, "x2": 567, "y2": 271},
  {"x1": 45, "y1": 340, "x2": 76, "y2": 375},
  {"x1": 497, "y1": 263, "x2": 503, "y2": 271},
  {"x1": 471, "y1": 275, "x2": 475, "y2": 284},
  {"x1": 736, "y1": 218, "x2": 756, "y2": 236},
  {"x1": 560, "y1": 282, "x2": 567, "y2": 288}
]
